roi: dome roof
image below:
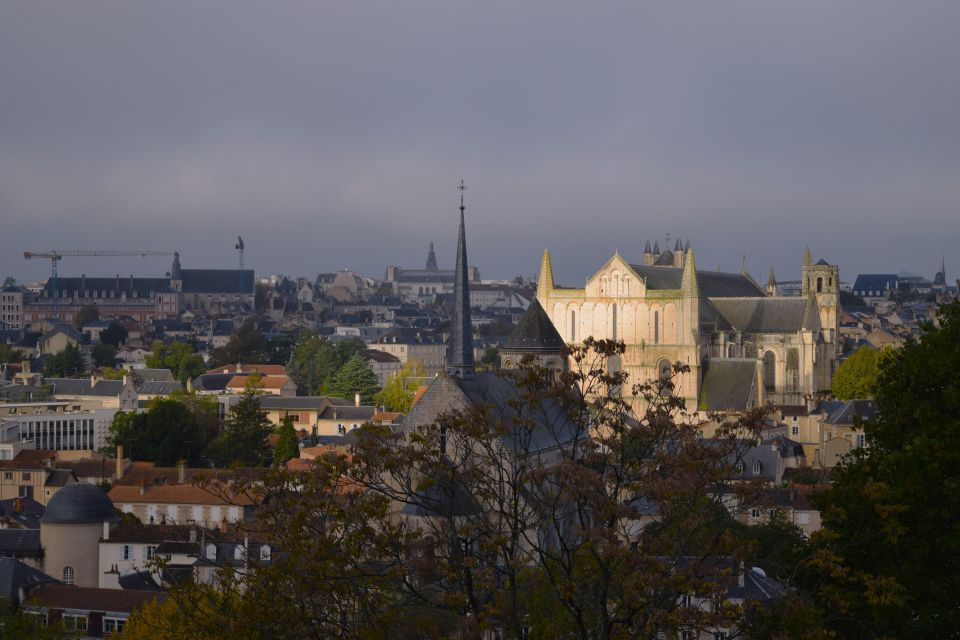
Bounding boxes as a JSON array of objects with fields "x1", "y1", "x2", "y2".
[
  {"x1": 40, "y1": 483, "x2": 118, "y2": 525},
  {"x1": 502, "y1": 299, "x2": 565, "y2": 353}
]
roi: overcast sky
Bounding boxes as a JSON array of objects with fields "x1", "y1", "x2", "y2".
[{"x1": 2, "y1": 1, "x2": 958, "y2": 287}]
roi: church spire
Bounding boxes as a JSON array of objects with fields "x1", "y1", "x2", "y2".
[
  {"x1": 767, "y1": 266, "x2": 778, "y2": 296},
  {"x1": 537, "y1": 249, "x2": 555, "y2": 298},
  {"x1": 682, "y1": 247, "x2": 698, "y2": 296},
  {"x1": 447, "y1": 180, "x2": 474, "y2": 379},
  {"x1": 803, "y1": 247, "x2": 812, "y2": 267},
  {"x1": 426, "y1": 241, "x2": 438, "y2": 271}
]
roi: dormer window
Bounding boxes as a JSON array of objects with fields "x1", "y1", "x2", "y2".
[
  {"x1": 752, "y1": 461, "x2": 762, "y2": 475},
  {"x1": 206, "y1": 543, "x2": 217, "y2": 560},
  {"x1": 260, "y1": 545, "x2": 271, "y2": 562}
]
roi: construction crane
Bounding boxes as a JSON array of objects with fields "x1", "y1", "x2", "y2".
[
  {"x1": 235, "y1": 236, "x2": 245, "y2": 295},
  {"x1": 23, "y1": 250, "x2": 178, "y2": 321}
]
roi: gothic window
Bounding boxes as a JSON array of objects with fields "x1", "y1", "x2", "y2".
[
  {"x1": 786, "y1": 349, "x2": 800, "y2": 392},
  {"x1": 570, "y1": 310, "x2": 576, "y2": 342},
  {"x1": 653, "y1": 311, "x2": 660, "y2": 344},
  {"x1": 816, "y1": 277, "x2": 823, "y2": 293},
  {"x1": 762, "y1": 351, "x2": 776, "y2": 392}
]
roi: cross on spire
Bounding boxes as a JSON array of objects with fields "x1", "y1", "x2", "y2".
[{"x1": 458, "y1": 179, "x2": 466, "y2": 211}]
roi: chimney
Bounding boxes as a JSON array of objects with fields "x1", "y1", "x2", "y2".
[
  {"x1": 13, "y1": 497, "x2": 23, "y2": 514},
  {"x1": 81, "y1": 274, "x2": 86, "y2": 293},
  {"x1": 355, "y1": 392, "x2": 361, "y2": 407},
  {"x1": 140, "y1": 481, "x2": 147, "y2": 496},
  {"x1": 236, "y1": 362, "x2": 242, "y2": 374},
  {"x1": 91, "y1": 373, "x2": 100, "y2": 389},
  {"x1": 116, "y1": 445, "x2": 124, "y2": 480},
  {"x1": 186, "y1": 377, "x2": 194, "y2": 392},
  {"x1": 122, "y1": 374, "x2": 131, "y2": 387},
  {"x1": 178, "y1": 462, "x2": 186, "y2": 484}
]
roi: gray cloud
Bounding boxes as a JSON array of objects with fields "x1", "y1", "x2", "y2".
[{"x1": 2, "y1": 1, "x2": 959, "y2": 285}]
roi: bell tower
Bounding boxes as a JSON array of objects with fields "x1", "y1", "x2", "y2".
[{"x1": 801, "y1": 248, "x2": 840, "y2": 356}]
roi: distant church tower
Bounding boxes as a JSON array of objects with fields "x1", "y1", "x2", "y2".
[
  {"x1": 801, "y1": 248, "x2": 840, "y2": 356},
  {"x1": 426, "y1": 241, "x2": 438, "y2": 272},
  {"x1": 767, "y1": 267, "x2": 778, "y2": 297},
  {"x1": 446, "y1": 181, "x2": 474, "y2": 380}
]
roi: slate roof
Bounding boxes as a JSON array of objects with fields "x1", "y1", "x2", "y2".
[
  {"x1": 259, "y1": 396, "x2": 335, "y2": 410},
  {"x1": 48, "y1": 378, "x2": 125, "y2": 397},
  {"x1": 823, "y1": 399, "x2": 878, "y2": 426},
  {"x1": 40, "y1": 325, "x2": 85, "y2": 345},
  {"x1": 0, "y1": 530, "x2": 42, "y2": 557},
  {"x1": 502, "y1": 299, "x2": 565, "y2": 353},
  {"x1": 0, "y1": 497, "x2": 45, "y2": 529},
  {"x1": 0, "y1": 558, "x2": 56, "y2": 603},
  {"x1": 25, "y1": 583, "x2": 163, "y2": 612},
  {"x1": 180, "y1": 269, "x2": 254, "y2": 294},
  {"x1": 41, "y1": 483, "x2": 118, "y2": 525},
  {"x1": 627, "y1": 265, "x2": 765, "y2": 297},
  {"x1": 852, "y1": 274, "x2": 898, "y2": 295},
  {"x1": 137, "y1": 380, "x2": 183, "y2": 395},
  {"x1": 118, "y1": 571, "x2": 163, "y2": 591},
  {"x1": 319, "y1": 405, "x2": 377, "y2": 421},
  {"x1": 41, "y1": 277, "x2": 171, "y2": 297},
  {"x1": 133, "y1": 368, "x2": 175, "y2": 381},
  {"x1": 362, "y1": 348, "x2": 401, "y2": 364},
  {"x1": 698, "y1": 359, "x2": 758, "y2": 412},
  {"x1": 709, "y1": 297, "x2": 819, "y2": 333},
  {"x1": 403, "y1": 372, "x2": 582, "y2": 454},
  {"x1": 189, "y1": 373, "x2": 234, "y2": 392}
]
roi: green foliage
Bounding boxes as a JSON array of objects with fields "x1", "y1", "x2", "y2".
[
  {"x1": 42, "y1": 342, "x2": 86, "y2": 377},
  {"x1": 92, "y1": 342, "x2": 117, "y2": 367},
  {"x1": 374, "y1": 358, "x2": 426, "y2": 413},
  {"x1": 0, "y1": 344, "x2": 18, "y2": 364},
  {"x1": 478, "y1": 346, "x2": 500, "y2": 370},
  {"x1": 100, "y1": 366, "x2": 126, "y2": 380},
  {"x1": 73, "y1": 303, "x2": 99, "y2": 329},
  {"x1": 207, "y1": 383, "x2": 272, "y2": 467},
  {"x1": 107, "y1": 398, "x2": 214, "y2": 466},
  {"x1": 809, "y1": 301, "x2": 960, "y2": 638},
  {"x1": 99, "y1": 321, "x2": 128, "y2": 347},
  {"x1": 832, "y1": 345, "x2": 884, "y2": 399},
  {"x1": 210, "y1": 318, "x2": 270, "y2": 367},
  {"x1": 286, "y1": 333, "x2": 366, "y2": 395},
  {"x1": 0, "y1": 597, "x2": 64, "y2": 639},
  {"x1": 839, "y1": 290, "x2": 866, "y2": 307},
  {"x1": 326, "y1": 354, "x2": 380, "y2": 404},
  {"x1": 273, "y1": 415, "x2": 300, "y2": 467},
  {"x1": 145, "y1": 340, "x2": 205, "y2": 383}
]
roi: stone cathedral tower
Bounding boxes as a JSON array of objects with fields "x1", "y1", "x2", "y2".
[{"x1": 801, "y1": 247, "x2": 841, "y2": 359}]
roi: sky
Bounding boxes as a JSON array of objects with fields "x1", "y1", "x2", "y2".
[{"x1": 2, "y1": 1, "x2": 958, "y2": 287}]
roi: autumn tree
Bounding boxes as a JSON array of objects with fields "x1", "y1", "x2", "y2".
[
  {"x1": 806, "y1": 300, "x2": 960, "y2": 638},
  {"x1": 327, "y1": 354, "x2": 380, "y2": 404},
  {"x1": 831, "y1": 345, "x2": 885, "y2": 399},
  {"x1": 374, "y1": 358, "x2": 426, "y2": 413},
  {"x1": 210, "y1": 318, "x2": 270, "y2": 366}
]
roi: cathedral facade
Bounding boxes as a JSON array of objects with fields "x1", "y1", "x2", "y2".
[{"x1": 536, "y1": 242, "x2": 840, "y2": 411}]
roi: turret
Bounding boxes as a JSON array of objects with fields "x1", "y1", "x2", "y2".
[
  {"x1": 767, "y1": 267, "x2": 778, "y2": 297},
  {"x1": 425, "y1": 241, "x2": 438, "y2": 272},
  {"x1": 537, "y1": 249, "x2": 555, "y2": 300},
  {"x1": 673, "y1": 237, "x2": 684, "y2": 268},
  {"x1": 642, "y1": 240, "x2": 653, "y2": 266}
]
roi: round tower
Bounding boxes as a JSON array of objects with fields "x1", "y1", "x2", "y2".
[{"x1": 41, "y1": 484, "x2": 119, "y2": 588}]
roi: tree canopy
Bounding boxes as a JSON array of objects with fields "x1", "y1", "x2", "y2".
[
  {"x1": 92, "y1": 343, "x2": 117, "y2": 367},
  {"x1": 210, "y1": 318, "x2": 270, "y2": 366},
  {"x1": 99, "y1": 321, "x2": 128, "y2": 347},
  {"x1": 206, "y1": 378, "x2": 272, "y2": 467},
  {"x1": 806, "y1": 301, "x2": 960, "y2": 638},
  {"x1": 326, "y1": 354, "x2": 380, "y2": 404},
  {"x1": 374, "y1": 358, "x2": 426, "y2": 413},
  {"x1": 831, "y1": 345, "x2": 886, "y2": 399},
  {"x1": 43, "y1": 342, "x2": 86, "y2": 377},
  {"x1": 286, "y1": 332, "x2": 365, "y2": 395},
  {"x1": 273, "y1": 415, "x2": 300, "y2": 467},
  {"x1": 73, "y1": 303, "x2": 99, "y2": 328},
  {"x1": 145, "y1": 340, "x2": 205, "y2": 383},
  {"x1": 106, "y1": 397, "x2": 215, "y2": 466}
]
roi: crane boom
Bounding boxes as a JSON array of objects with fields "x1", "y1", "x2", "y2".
[{"x1": 23, "y1": 249, "x2": 178, "y2": 321}]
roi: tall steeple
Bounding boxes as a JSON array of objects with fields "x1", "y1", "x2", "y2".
[
  {"x1": 681, "y1": 247, "x2": 698, "y2": 295},
  {"x1": 537, "y1": 249, "x2": 555, "y2": 299},
  {"x1": 446, "y1": 180, "x2": 474, "y2": 379},
  {"x1": 767, "y1": 266, "x2": 778, "y2": 296},
  {"x1": 426, "y1": 241, "x2": 438, "y2": 271}
]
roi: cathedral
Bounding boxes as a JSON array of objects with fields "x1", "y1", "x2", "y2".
[{"x1": 536, "y1": 241, "x2": 840, "y2": 411}]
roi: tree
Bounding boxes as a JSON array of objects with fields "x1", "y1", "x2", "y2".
[
  {"x1": 808, "y1": 301, "x2": 960, "y2": 638},
  {"x1": 92, "y1": 343, "x2": 117, "y2": 367},
  {"x1": 99, "y1": 321, "x2": 128, "y2": 347},
  {"x1": 207, "y1": 378, "x2": 272, "y2": 467},
  {"x1": 374, "y1": 358, "x2": 426, "y2": 413},
  {"x1": 146, "y1": 340, "x2": 206, "y2": 383},
  {"x1": 43, "y1": 342, "x2": 86, "y2": 377},
  {"x1": 326, "y1": 355, "x2": 380, "y2": 404},
  {"x1": 106, "y1": 398, "x2": 213, "y2": 466},
  {"x1": 74, "y1": 303, "x2": 99, "y2": 328},
  {"x1": 478, "y1": 346, "x2": 501, "y2": 370},
  {"x1": 287, "y1": 334, "x2": 367, "y2": 395},
  {"x1": 831, "y1": 345, "x2": 885, "y2": 399},
  {"x1": 273, "y1": 415, "x2": 300, "y2": 467},
  {"x1": 0, "y1": 344, "x2": 18, "y2": 364},
  {"x1": 210, "y1": 318, "x2": 270, "y2": 366}
]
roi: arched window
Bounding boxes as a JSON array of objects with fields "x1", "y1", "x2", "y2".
[
  {"x1": 206, "y1": 544, "x2": 217, "y2": 560},
  {"x1": 816, "y1": 277, "x2": 823, "y2": 293},
  {"x1": 653, "y1": 311, "x2": 660, "y2": 344},
  {"x1": 658, "y1": 359, "x2": 673, "y2": 397},
  {"x1": 570, "y1": 310, "x2": 576, "y2": 342},
  {"x1": 62, "y1": 566, "x2": 75, "y2": 585},
  {"x1": 762, "y1": 351, "x2": 776, "y2": 392}
]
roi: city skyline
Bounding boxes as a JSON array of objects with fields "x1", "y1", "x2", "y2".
[{"x1": 2, "y1": 2, "x2": 958, "y2": 283}]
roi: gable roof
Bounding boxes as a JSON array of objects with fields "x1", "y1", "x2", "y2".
[
  {"x1": 47, "y1": 378, "x2": 126, "y2": 397},
  {"x1": 698, "y1": 359, "x2": 758, "y2": 412},
  {"x1": 180, "y1": 269, "x2": 254, "y2": 294},
  {"x1": 25, "y1": 583, "x2": 163, "y2": 613},
  {"x1": 709, "y1": 297, "x2": 819, "y2": 333},
  {"x1": 502, "y1": 299, "x2": 565, "y2": 353},
  {"x1": 852, "y1": 274, "x2": 898, "y2": 295},
  {"x1": 0, "y1": 558, "x2": 55, "y2": 602},
  {"x1": 626, "y1": 264, "x2": 765, "y2": 297}
]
